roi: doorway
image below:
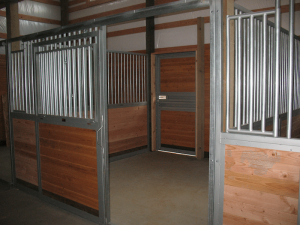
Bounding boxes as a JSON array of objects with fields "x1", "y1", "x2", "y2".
[{"x1": 155, "y1": 52, "x2": 196, "y2": 156}]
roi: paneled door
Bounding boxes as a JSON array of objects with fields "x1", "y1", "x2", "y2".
[{"x1": 155, "y1": 52, "x2": 196, "y2": 156}]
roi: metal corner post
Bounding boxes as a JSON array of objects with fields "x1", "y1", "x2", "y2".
[
  {"x1": 209, "y1": 0, "x2": 225, "y2": 224},
  {"x1": 6, "y1": 42, "x2": 16, "y2": 187},
  {"x1": 96, "y1": 26, "x2": 110, "y2": 225}
]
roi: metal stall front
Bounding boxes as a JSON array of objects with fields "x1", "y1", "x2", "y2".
[{"x1": 3, "y1": 1, "x2": 212, "y2": 225}]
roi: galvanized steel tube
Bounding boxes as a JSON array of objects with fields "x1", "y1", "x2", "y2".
[
  {"x1": 72, "y1": 48, "x2": 77, "y2": 117},
  {"x1": 226, "y1": 16, "x2": 230, "y2": 131},
  {"x1": 261, "y1": 14, "x2": 268, "y2": 132},
  {"x1": 88, "y1": 46, "x2": 93, "y2": 118},
  {"x1": 287, "y1": 0, "x2": 295, "y2": 139},
  {"x1": 68, "y1": 49, "x2": 72, "y2": 117},
  {"x1": 273, "y1": 0, "x2": 281, "y2": 137},
  {"x1": 82, "y1": 47, "x2": 88, "y2": 118},
  {"x1": 249, "y1": 15, "x2": 254, "y2": 131},
  {"x1": 237, "y1": 17, "x2": 242, "y2": 130}
]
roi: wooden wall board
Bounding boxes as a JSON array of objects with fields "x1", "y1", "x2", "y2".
[
  {"x1": 160, "y1": 57, "x2": 195, "y2": 93},
  {"x1": 39, "y1": 123, "x2": 98, "y2": 210},
  {"x1": 108, "y1": 105, "x2": 147, "y2": 154},
  {"x1": 160, "y1": 110, "x2": 195, "y2": 148},
  {"x1": 224, "y1": 144, "x2": 300, "y2": 225},
  {"x1": 13, "y1": 119, "x2": 38, "y2": 186}
]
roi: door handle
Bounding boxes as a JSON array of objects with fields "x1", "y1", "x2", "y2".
[{"x1": 159, "y1": 95, "x2": 167, "y2": 100}]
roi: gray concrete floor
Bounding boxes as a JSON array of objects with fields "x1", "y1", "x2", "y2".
[
  {"x1": 0, "y1": 146, "x2": 208, "y2": 225},
  {"x1": 0, "y1": 145, "x2": 11, "y2": 183},
  {"x1": 110, "y1": 152, "x2": 209, "y2": 225}
]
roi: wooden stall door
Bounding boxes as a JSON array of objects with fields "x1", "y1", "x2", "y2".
[{"x1": 156, "y1": 52, "x2": 196, "y2": 155}]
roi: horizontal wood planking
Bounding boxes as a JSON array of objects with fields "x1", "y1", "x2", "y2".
[
  {"x1": 108, "y1": 106, "x2": 147, "y2": 154},
  {"x1": 224, "y1": 144, "x2": 300, "y2": 225},
  {"x1": 0, "y1": 55, "x2": 7, "y2": 141},
  {"x1": 0, "y1": 11, "x2": 60, "y2": 25},
  {"x1": 39, "y1": 123, "x2": 98, "y2": 210},
  {"x1": 13, "y1": 119, "x2": 38, "y2": 186},
  {"x1": 161, "y1": 111, "x2": 195, "y2": 148},
  {"x1": 160, "y1": 56, "x2": 195, "y2": 92}
]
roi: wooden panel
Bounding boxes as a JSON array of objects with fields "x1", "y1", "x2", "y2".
[
  {"x1": 161, "y1": 111, "x2": 195, "y2": 148},
  {"x1": 196, "y1": 17, "x2": 204, "y2": 159},
  {"x1": 224, "y1": 144, "x2": 300, "y2": 225},
  {"x1": 39, "y1": 123, "x2": 98, "y2": 210},
  {"x1": 108, "y1": 106, "x2": 147, "y2": 154},
  {"x1": 13, "y1": 119, "x2": 38, "y2": 186},
  {"x1": 160, "y1": 56, "x2": 195, "y2": 92}
]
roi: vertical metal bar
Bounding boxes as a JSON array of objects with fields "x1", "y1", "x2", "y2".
[
  {"x1": 114, "y1": 53, "x2": 116, "y2": 104},
  {"x1": 120, "y1": 53, "x2": 123, "y2": 104},
  {"x1": 49, "y1": 51, "x2": 54, "y2": 115},
  {"x1": 135, "y1": 55, "x2": 138, "y2": 102},
  {"x1": 24, "y1": 45, "x2": 29, "y2": 113},
  {"x1": 78, "y1": 46, "x2": 82, "y2": 118},
  {"x1": 46, "y1": 52, "x2": 50, "y2": 114},
  {"x1": 11, "y1": 53, "x2": 14, "y2": 111},
  {"x1": 242, "y1": 18, "x2": 246, "y2": 125},
  {"x1": 126, "y1": 54, "x2": 129, "y2": 103},
  {"x1": 142, "y1": 55, "x2": 144, "y2": 102},
  {"x1": 107, "y1": 52, "x2": 110, "y2": 105},
  {"x1": 17, "y1": 52, "x2": 21, "y2": 111},
  {"x1": 72, "y1": 48, "x2": 77, "y2": 117},
  {"x1": 226, "y1": 16, "x2": 230, "y2": 132},
  {"x1": 110, "y1": 52, "x2": 113, "y2": 105},
  {"x1": 237, "y1": 17, "x2": 242, "y2": 130},
  {"x1": 234, "y1": 10, "x2": 238, "y2": 127},
  {"x1": 88, "y1": 46, "x2": 93, "y2": 119},
  {"x1": 130, "y1": 54, "x2": 132, "y2": 103},
  {"x1": 83, "y1": 46, "x2": 88, "y2": 118},
  {"x1": 261, "y1": 14, "x2": 267, "y2": 132},
  {"x1": 249, "y1": 15, "x2": 254, "y2": 131},
  {"x1": 139, "y1": 55, "x2": 141, "y2": 102},
  {"x1": 68, "y1": 49, "x2": 72, "y2": 117},
  {"x1": 246, "y1": 18, "x2": 250, "y2": 124},
  {"x1": 287, "y1": 0, "x2": 295, "y2": 139},
  {"x1": 59, "y1": 48, "x2": 63, "y2": 116},
  {"x1": 53, "y1": 51, "x2": 58, "y2": 115},
  {"x1": 63, "y1": 50, "x2": 67, "y2": 116},
  {"x1": 253, "y1": 19, "x2": 257, "y2": 121},
  {"x1": 274, "y1": 0, "x2": 281, "y2": 137}
]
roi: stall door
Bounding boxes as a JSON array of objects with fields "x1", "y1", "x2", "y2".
[{"x1": 156, "y1": 52, "x2": 196, "y2": 155}]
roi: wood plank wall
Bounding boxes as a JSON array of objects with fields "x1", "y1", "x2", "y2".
[
  {"x1": 0, "y1": 55, "x2": 7, "y2": 143},
  {"x1": 161, "y1": 111, "x2": 195, "y2": 148},
  {"x1": 108, "y1": 105, "x2": 147, "y2": 154},
  {"x1": 160, "y1": 56, "x2": 195, "y2": 92},
  {"x1": 224, "y1": 144, "x2": 299, "y2": 225},
  {"x1": 39, "y1": 124, "x2": 99, "y2": 210},
  {"x1": 13, "y1": 119, "x2": 38, "y2": 186}
]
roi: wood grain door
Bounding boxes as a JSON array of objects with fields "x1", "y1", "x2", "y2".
[{"x1": 156, "y1": 52, "x2": 196, "y2": 155}]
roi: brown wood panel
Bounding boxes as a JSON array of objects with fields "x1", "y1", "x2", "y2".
[
  {"x1": 39, "y1": 123, "x2": 98, "y2": 210},
  {"x1": 161, "y1": 111, "x2": 195, "y2": 148},
  {"x1": 224, "y1": 144, "x2": 300, "y2": 225},
  {"x1": 160, "y1": 57, "x2": 195, "y2": 92},
  {"x1": 13, "y1": 119, "x2": 38, "y2": 186},
  {"x1": 108, "y1": 106, "x2": 147, "y2": 154}
]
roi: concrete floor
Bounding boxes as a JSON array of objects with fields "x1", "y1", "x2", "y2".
[
  {"x1": 110, "y1": 152, "x2": 209, "y2": 225},
  {"x1": 0, "y1": 146, "x2": 208, "y2": 225}
]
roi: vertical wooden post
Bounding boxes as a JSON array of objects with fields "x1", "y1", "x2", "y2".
[
  {"x1": 61, "y1": 0, "x2": 69, "y2": 26},
  {"x1": 151, "y1": 54, "x2": 156, "y2": 151},
  {"x1": 6, "y1": 2, "x2": 20, "y2": 51},
  {"x1": 146, "y1": 0, "x2": 155, "y2": 151},
  {"x1": 223, "y1": 0, "x2": 234, "y2": 131},
  {"x1": 196, "y1": 17, "x2": 205, "y2": 159}
]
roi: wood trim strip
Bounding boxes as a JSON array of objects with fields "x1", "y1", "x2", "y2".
[
  {"x1": 107, "y1": 26, "x2": 146, "y2": 38},
  {"x1": 69, "y1": 0, "x2": 86, "y2": 7},
  {"x1": 31, "y1": 0, "x2": 61, "y2": 6},
  {"x1": 0, "y1": 32, "x2": 7, "y2": 39},
  {"x1": 69, "y1": 3, "x2": 146, "y2": 24},
  {"x1": 0, "y1": 11, "x2": 60, "y2": 25},
  {"x1": 154, "y1": 45, "x2": 197, "y2": 54}
]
